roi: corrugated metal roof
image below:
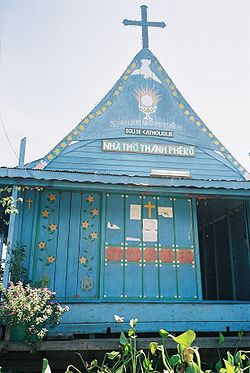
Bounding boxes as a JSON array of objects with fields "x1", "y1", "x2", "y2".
[{"x1": 0, "y1": 167, "x2": 250, "y2": 191}]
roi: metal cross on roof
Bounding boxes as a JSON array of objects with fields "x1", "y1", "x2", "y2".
[{"x1": 123, "y1": 5, "x2": 166, "y2": 49}]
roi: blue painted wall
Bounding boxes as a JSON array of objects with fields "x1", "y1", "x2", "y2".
[
  {"x1": 46, "y1": 138, "x2": 241, "y2": 180},
  {"x1": 13, "y1": 188, "x2": 250, "y2": 334},
  {"x1": 19, "y1": 189, "x2": 201, "y2": 302}
]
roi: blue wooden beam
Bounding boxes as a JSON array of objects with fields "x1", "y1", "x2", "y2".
[
  {"x1": 49, "y1": 302, "x2": 250, "y2": 334},
  {"x1": 18, "y1": 137, "x2": 27, "y2": 168}
]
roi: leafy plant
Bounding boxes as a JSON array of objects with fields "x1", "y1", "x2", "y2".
[
  {"x1": 42, "y1": 358, "x2": 52, "y2": 373},
  {"x1": 7, "y1": 243, "x2": 28, "y2": 284},
  {"x1": 157, "y1": 329, "x2": 202, "y2": 373},
  {"x1": 2, "y1": 318, "x2": 250, "y2": 373},
  {"x1": 58, "y1": 319, "x2": 250, "y2": 373},
  {"x1": 0, "y1": 186, "x2": 42, "y2": 237},
  {"x1": 0, "y1": 281, "x2": 69, "y2": 341},
  {"x1": 220, "y1": 350, "x2": 250, "y2": 373},
  {"x1": 0, "y1": 186, "x2": 22, "y2": 215},
  {"x1": 63, "y1": 317, "x2": 152, "y2": 373},
  {"x1": 215, "y1": 331, "x2": 250, "y2": 373}
]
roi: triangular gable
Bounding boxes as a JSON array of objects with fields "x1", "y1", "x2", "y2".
[{"x1": 30, "y1": 48, "x2": 247, "y2": 180}]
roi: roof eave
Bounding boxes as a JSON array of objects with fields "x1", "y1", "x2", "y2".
[{"x1": 0, "y1": 168, "x2": 250, "y2": 196}]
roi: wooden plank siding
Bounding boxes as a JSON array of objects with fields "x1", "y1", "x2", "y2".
[
  {"x1": 46, "y1": 139, "x2": 242, "y2": 180},
  {"x1": 18, "y1": 190, "x2": 201, "y2": 302}
]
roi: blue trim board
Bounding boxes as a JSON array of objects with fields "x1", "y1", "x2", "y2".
[{"x1": 51, "y1": 302, "x2": 250, "y2": 334}]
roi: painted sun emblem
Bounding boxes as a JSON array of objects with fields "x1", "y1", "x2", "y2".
[{"x1": 134, "y1": 87, "x2": 160, "y2": 120}]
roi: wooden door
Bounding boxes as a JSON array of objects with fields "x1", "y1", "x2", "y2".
[{"x1": 103, "y1": 192, "x2": 199, "y2": 300}]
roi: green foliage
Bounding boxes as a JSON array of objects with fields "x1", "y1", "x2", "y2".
[
  {"x1": 0, "y1": 195, "x2": 22, "y2": 215},
  {"x1": 149, "y1": 341, "x2": 158, "y2": 355},
  {"x1": 0, "y1": 281, "x2": 69, "y2": 342},
  {"x1": 169, "y1": 329, "x2": 196, "y2": 348},
  {"x1": 218, "y1": 332, "x2": 225, "y2": 345},
  {"x1": 159, "y1": 328, "x2": 169, "y2": 338},
  {"x1": 0, "y1": 186, "x2": 41, "y2": 237},
  {"x1": 60, "y1": 321, "x2": 250, "y2": 373},
  {"x1": 0, "y1": 187, "x2": 22, "y2": 256},
  {"x1": 2, "y1": 319, "x2": 250, "y2": 373},
  {"x1": 7, "y1": 243, "x2": 27, "y2": 284},
  {"x1": 119, "y1": 331, "x2": 128, "y2": 346},
  {"x1": 215, "y1": 331, "x2": 250, "y2": 373},
  {"x1": 0, "y1": 187, "x2": 23, "y2": 218},
  {"x1": 42, "y1": 358, "x2": 52, "y2": 373},
  {"x1": 219, "y1": 350, "x2": 250, "y2": 373}
]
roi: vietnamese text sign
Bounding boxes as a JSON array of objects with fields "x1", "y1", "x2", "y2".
[{"x1": 102, "y1": 140, "x2": 195, "y2": 157}]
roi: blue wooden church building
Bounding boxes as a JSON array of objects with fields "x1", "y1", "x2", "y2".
[{"x1": 1, "y1": 6, "x2": 250, "y2": 336}]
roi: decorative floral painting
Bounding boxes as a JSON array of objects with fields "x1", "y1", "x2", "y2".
[{"x1": 34, "y1": 190, "x2": 101, "y2": 298}]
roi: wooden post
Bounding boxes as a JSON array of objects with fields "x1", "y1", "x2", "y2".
[
  {"x1": 192, "y1": 199, "x2": 203, "y2": 300},
  {"x1": 18, "y1": 137, "x2": 27, "y2": 168},
  {"x1": 0, "y1": 231, "x2": 4, "y2": 264},
  {"x1": 212, "y1": 219, "x2": 219, "y2": 300},
  {"x1": 227, "y1": 213, "x2": 236, "y2": 300}
]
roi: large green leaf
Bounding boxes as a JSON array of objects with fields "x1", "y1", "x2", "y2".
[
  {"x1": 222, "y1": 359, "x2": 235, "y2": 373},
  {"x1": 149, "y1": 341, "x2": 158, "y2": 355},
  {"x1": 107, "y1": 351, "x2": 120, "y2": 360},
  {"x1": 234, "y1": 351, "x2": 242, "y2": 366},
  {"x1": 42, "y1": 358, "x2": 51, "y2": 373},
  {"x1": 226, "y1": 352, "x2": 234, "y2": 366},
  {"x1": 186, "y1": 361, "x2": 202, "y2": 373},
  {"x1": 119, "y1": 332, "x2": 128, "y2": 346},
  {"x1": 218, "y1": 332, "x2": 225, "y2": 345},
  {"x1": 169, "y1": 354, "x2": 181, "y2": 367},
  {"x1": 215, "y1": 359, "x2": 223, "y2": 371},
  {"x1": 177, "y1": 343, "x2": 186, "y2": 357},
  {"x1": 171, "y1": 330, "x2": 196, "y2": 347},
  {"x1": 143, "y1": 357, "x2": 150, "y2": 370},
  {"x1": 159, "y1": 329, "x2": 169, "y2": 338},
  {"x1": 190, "y1": 361, "x2": 203, "y2": 373}
]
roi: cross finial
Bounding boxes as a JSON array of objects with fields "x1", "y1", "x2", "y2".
[{"x1": 123, "y1": 5, "x2": 166, "y2": 49}]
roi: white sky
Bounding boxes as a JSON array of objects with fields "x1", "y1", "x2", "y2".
[{"x1": 0, "y1": 0, "x2": 249, "y2": 171}]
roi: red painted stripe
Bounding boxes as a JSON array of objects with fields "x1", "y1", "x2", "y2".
[
  {"x1": 144, "y1": 248, "x2": 157, "y2": 262},
  {"x1": 126, "y1": 248, "x2": 141, "y2": 262},
  {"x1": 105, "y1": 247, "x2": 123, "y2": 261},
  {"x1": 160, "y1": 249, "x2": 175, "y2": 263},
  {"x1": 176, "y1": 250, "x2": 194, "y2": 264}
]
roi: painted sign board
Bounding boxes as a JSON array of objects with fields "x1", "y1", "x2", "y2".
[
  {"x1": 102, "y1": 140, "x2": 195, "y2": 157},
  {"x1": 125, "y1": 128, "x2": 173, "y2": 137}
]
